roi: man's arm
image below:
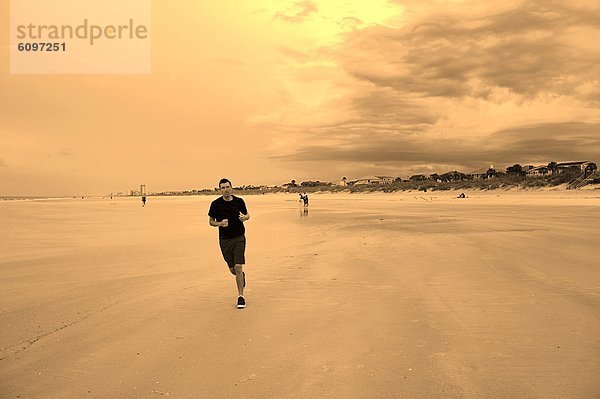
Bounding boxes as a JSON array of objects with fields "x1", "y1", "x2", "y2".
[
  {"x1": 209, "y1": 216, "x2": 226, "y2": 227},
  {"x1": 238, "y1": 212, "x2": 250, "y2": 222},
  {"x1": 239, "y1": 199, "x2": 250, "y2": 222}
]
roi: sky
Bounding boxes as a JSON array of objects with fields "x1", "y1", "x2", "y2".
[{"x1": 1, "y1": 0, "x2": 600, "y2": 196}]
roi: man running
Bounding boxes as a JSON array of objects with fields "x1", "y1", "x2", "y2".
[{"x1": 208, "y1": 178, "x2": 250, "y2": 309}]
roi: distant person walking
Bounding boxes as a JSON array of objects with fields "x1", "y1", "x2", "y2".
[
  {"x1": 302, "y1": 192, "x2": 309, "y2": 208},
  {"x1": 208, "y1": 178, "x2": 250, "y2": 309},
  {"x1": 142, "y1": 195, "x2": 147, "y2": 207}
]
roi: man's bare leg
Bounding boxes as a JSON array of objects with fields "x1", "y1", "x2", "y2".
[{"x1": 234, "y1": 264, "x2": 244, "y2": 296}]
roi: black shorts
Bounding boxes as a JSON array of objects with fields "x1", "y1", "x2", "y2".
[{"x1": 219, "y1": 235, "x2": 246, "y2": 268}]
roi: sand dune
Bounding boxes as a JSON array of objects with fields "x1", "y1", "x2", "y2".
[{"x1": 1, "y1": 191, "x2": 599, "y2": 398}]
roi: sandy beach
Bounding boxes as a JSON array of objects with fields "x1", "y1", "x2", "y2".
[{"x1": 1, "y1": 191, "x2": 599, "y2": 398}]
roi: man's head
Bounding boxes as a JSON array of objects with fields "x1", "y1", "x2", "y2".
[{"x1": 219, "y1": 178, "x2": 233, "y2": 198}]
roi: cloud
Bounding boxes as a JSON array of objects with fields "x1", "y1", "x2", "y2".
[
  {"x1": 260, "y1": 87, "x2": 440, "y2": 147},
  {"x1": 338, "y1": 0, "x2": 600, "y2": 99},
  {"x1": 482, "y1": 121, "x2": 600, "y2": 163},
  {"x1": 275, "y1": 1, "x2": 318, "y2": 23},
  {"x1": 349, "y1": 89, "x2": 439, "y2": 128},
  {"x1": 277, "y1": 121, "x2": 600, "y2": 173},
  {"x1": 264, "y1": 0, "x2": 600, "y2": 179}
]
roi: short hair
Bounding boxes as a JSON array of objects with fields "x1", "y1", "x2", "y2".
[{"x1": 218, "y1": 178, "x2": 232, "y2": 187}]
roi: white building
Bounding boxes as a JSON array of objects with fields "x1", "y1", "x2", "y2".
[
  {"x1": 354, "y1": 176, "x2": 396, "y2": 185},
  {"x1": 526, "y1": 166, "x2": 549, "y2": 177}
]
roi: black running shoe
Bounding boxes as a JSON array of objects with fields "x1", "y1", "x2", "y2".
[{"x1": 237, "y1": 296, "x2": 246, "y2": 309}]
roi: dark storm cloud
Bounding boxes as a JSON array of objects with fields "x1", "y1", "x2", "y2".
[
  {"x1": 278, "y1": 122, "x2": 600, "y2": 172},
  {"x1": 483, "y1": 122, "x2": 600, "y2": 162},
  {"x1": 292, "y1": 89, "x2": 440, "y2": 142},
  {"x1": 283, "y1": 140, "x2": 469, "y2": 163},
  {"x1": 339, "y1": 1, "x2": 600, "y2": 99},
  {"x1": 350, "y1": 90, "x2": 438, "y2": 127}
]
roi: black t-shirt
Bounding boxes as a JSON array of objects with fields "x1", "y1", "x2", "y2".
[{"x1": 208, "y1": 195, "x2": 248, "y2": 239}]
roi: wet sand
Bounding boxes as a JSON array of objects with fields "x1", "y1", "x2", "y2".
[{"x1": 1, "y1": 191, "x2": 600, "y2": 398}]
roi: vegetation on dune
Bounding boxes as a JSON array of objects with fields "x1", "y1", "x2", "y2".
[{"x1": 147, "y1": 169, "x2": 597, "y2": 197}]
